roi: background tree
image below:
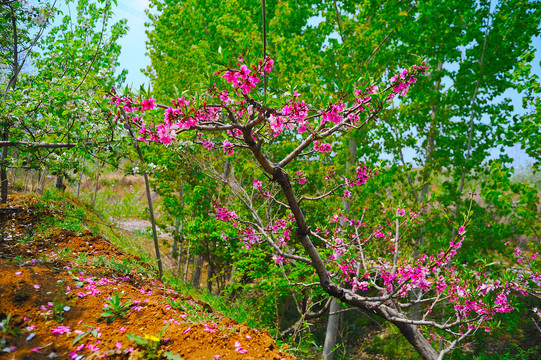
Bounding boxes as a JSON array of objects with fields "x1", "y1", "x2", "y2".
[{"x1": 0, "y1": 0, "x2": 128, "y2": 202}]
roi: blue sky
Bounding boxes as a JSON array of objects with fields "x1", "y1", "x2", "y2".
[{"x1": 113, "y1": 0, "x2": 151, "y2": 87}]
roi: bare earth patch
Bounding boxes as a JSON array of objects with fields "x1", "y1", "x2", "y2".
[{"x1": 0, "y1": 194, "x2": 294, "y2": 360}]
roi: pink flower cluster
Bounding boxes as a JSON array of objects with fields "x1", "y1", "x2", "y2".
[
  {"x1": 388, "y1": 64, "x2": 427, "y2": 100},
  {"x1": 221, "y1": 57, "x2": 273, "y2": 95}
]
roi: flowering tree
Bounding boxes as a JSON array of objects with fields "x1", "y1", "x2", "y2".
[
  {"x1": 0, "y1": 0, "x2": 127, "y2": 202},
  {"x1": 110, "y1": 57, "x2": 540, "y2": 360}
]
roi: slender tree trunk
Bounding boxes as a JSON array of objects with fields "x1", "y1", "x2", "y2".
[
  {"x1": 323, "y1": 138, "x2": 356, "y2": 360},
  {"x1": 92, "y1": 160, "x2": 102, "y2": 206},
  {"x1": 323, "y1": 299, "x2": 341, "y2": 359},
  {"x1": 0, "y1": 131, "x2": 10, "y2": 203},
  {"x1": 411, "y1": 61, "x2": 443, "y2": 321},
  {"x1": 171, "y1": 219, "x2": 180, "y2": 271},
  {"x1": 56, "y1": 175, "x2": 66, "y2": 192},
  {"x1": 192, "y1": 255, "x2": 203, "y2": 289},
  {"x1": 183, "y1": 240, "x2": 191, "y2": 282},
  {"x1": 206, "y1": 261, "x2": 213, "y2": 293},
  {"x1": 120, "y1": 115, "x2": 163, "y2": 278},
  {"x1": 76, "y1": 171, "x2": 83, "y2": 197},
  {"x1": 36, "y1": 169, "x2": 47, "y2": 194}
]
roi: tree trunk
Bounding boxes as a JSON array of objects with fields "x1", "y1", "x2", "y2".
[
  {"x1": 192, "y1": 255, "x2": 203, "y2": 289},
  {"x1": 323, "y1": 138, "x2": 356, "y2": 360},
  {"x1": 36, "y1": 169, "x2": 47, "y2": 194},
  {"x1": 322, "y1": 298, "x2": 341, "y2": 359},
  {"x1": 56, "y1": 175, "x2": 66, "y2": 192},
  {"x1": 171, "y1": 223, "x2": 179, "y2": 269},
  {"x1": 1, "y1": 131, "x2": 9, "y2": 203},
  {"x1": 206, "y1": 261, "x2": 213, "y2": 293},
  {"x1": 76, "y1": 171, "x2": 83, "y2": 197},
  {"x1": 183, "y1": 240, "x2": 191, "y2": 282},
  {"x1": 92, "y1": 160, "x2": 102, "y2": 206}
]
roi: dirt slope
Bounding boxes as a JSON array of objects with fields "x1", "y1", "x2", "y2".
[{"x1": 0, "y1": 194, "x2": 294, "y2": 360}]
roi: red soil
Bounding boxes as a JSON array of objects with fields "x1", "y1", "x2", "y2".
[{"x1": 0, "y1": 194, "x2": 295, "y2": 360}]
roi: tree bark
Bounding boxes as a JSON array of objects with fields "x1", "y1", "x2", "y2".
[
  {"x1": 206, "y1": 261, "x2": 213, "y2": 293},
  {"x1": 192, "y1": 255, "x2": 203, "y2": 289},
  {"x1": 56, "y1": 175, "x2": 66, "y2": 192},
  {"x1": 241, "y1": 128, "x2": 440, "y2": 360},
  {"x1": 0, "y1": 131, "x2": 8, "y2": 203}
]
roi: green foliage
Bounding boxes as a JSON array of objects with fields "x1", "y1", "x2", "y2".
[
  {"x1": 126, "y1": 324, "x2": 182, "y2": 360},
  {"x1": 1, "y1": 0, "x2": 129, "y2": 197},
  {"x1": 72, "y1": 325, "x2": 101, "y2": 345},
  {"x1": 450, "y1": 344, "x2": 540, "y2": 360},
  {"x1": 0, "y1": 314, "x2": 20, "y2": 339},
  {"x1": 100, "y1": 293, "x2": 133, "y2": 323}
]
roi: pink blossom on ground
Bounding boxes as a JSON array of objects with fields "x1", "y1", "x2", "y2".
[
  {"x1": 235, "y1": 341, "x2": 248, "y2": 354},
  {"x1": 86, "y1": 344, "x2": 99, "y2": 352},
  {"x1": 51, "y1": 326, "x2": 72, "y2": 335}
]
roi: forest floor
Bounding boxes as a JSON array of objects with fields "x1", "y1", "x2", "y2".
[{"x1": 0, "y1": 193, "x2": 295, "y2": 360}]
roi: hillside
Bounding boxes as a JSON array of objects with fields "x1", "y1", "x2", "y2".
[{"x1": 0, "y1": 193, "x2": 294, "y2": 360}]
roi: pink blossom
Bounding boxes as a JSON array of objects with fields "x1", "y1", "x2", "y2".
[
  {"x1": 272, "y1": 255, "x2": 289, "y2": 264},
  {"x1": 183, "y1": 327, "x2": 191, "y2": 334},
  {"x1": 298, "y1": 172, "x2": 306, "y2": 185},
  {"x1": 51, "y1": 326, "x2": 72, "y2": 335},
  {"x1": 115, "y1": 341, "x2": 122, "y2": 350},
  {"x1": 223, "y1": 140, "x2": 234, "y2": 155},
  {"x1": 86, "y1": 343, "x2": 100, "y2": 352},
  {"x1": 239, "y1": 64, "x2": 251, "y2": 79},
  {"x1": 264, "y1": 58, "x2": 274, "y2": 73},
  {"x1": 314, "y1": 141, "x2": 332, "y2": 153},
  {"x1": 33, "y1": 284, "x2": 40, "y2": 289},
  {"x1": 15, "y1": 271, "x2": 22, "y2": 275},
  {"x1": 253, "y1": 179, "x2": 262, "y2": 190},
  {"x1": 234, "y1": 341, "x2": 248, "y2": 354},
  {"x1": 458, "y1": 225, "x2": 466, "y2": 236},
  {"x1": 141, "y1": 98, "x2": 156, "y2": 111}
]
